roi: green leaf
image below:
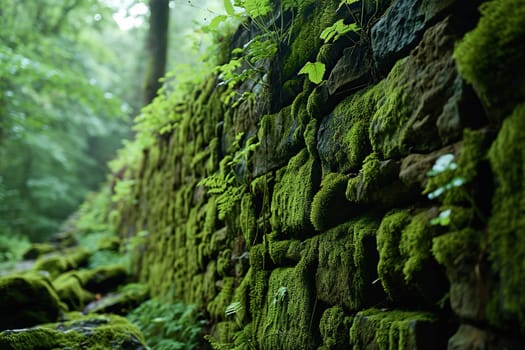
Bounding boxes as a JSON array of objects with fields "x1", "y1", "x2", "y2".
[
  {"x1": 244, "y1": 0, "x2": 272, "y2": 18},
  {"x1": 223, "y1": 0, "x2": 236, "y2": 16},
  {"x1": 206, "y1": 15, "x2": 228, "y2": 32},
  {"x1": 298, "y1": 61, "x2": 326, "y2": 84},
  {"x1": 320, "y1": 20, "x2": 360, "y2": 43}
]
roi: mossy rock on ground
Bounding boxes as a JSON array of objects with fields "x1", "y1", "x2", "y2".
[
  {"x1": 0, "y1": 314, "x2": 147, "y2": 350},
  {"x1": 52, "y1": 273, "x2": 95, "y2": 311},
  {"x1": 82, "y1": 265, "x2": 129, "y2": 294},
  {"x1": 83, "y1": 284, "x2": 149, "y2": 315},
  {"x1": 22, "y1": 244, "x2": 56, "y2": 260},
  {"x1": 32, "y1": 248, "x2": 90, "y2": 278},
  {"x1": 0, "y1": 274, "x2": 65, "y2": 330}
]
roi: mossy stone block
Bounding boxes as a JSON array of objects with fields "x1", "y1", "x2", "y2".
[
  {"x1": 53, "y1": 273, "x2": 94, "y2": 311},
  {"x1": 319, "y1": 306, "x2": 352, "y2": 350},
  {"x1": 271, "y1": 149, "x2": 321, "y2": 238},
  {"x1": 0, "y1": 274, "x2": 64, "y2": 330},
  {"x1": 22, "y1": 243, "x2": 56, "y2": 260},
  {"x1": 282, "y1": 1, "x2": 339, "y2": 79},
  {"x1": 310, "y1": 172, "x2": 351, "y2": 232},
  {"x1": 454, "y1": 0, "x2": 525, "y2": 120},
  {"x1": 0, "y1": 314, "x2": 146, "y2": 350},
  {"x1": 370, "y1": 17, "x2": 478, "y2": 159},
  {"x1": 377, "y1": 209, "x2": 447, "y2": 306},
  {"x1": 318, "y1": 85, "x2": 381, "y2": 174},
  {"x1": 349, "y1": 308, "x2": 446, "y2": 350},
  {"x1": 487, "y1": 104, "x2": 525, "y2": 331},
  {"x1": 252, "y1": 106, "x2": 307, "y2": 177},
  {"x1": 316, "y1": 219, "x2": 383, "y2": 311}
]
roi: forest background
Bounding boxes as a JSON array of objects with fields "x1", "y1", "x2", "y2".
[{"x1": 0, "y1": 0, "x2": 223, "y2": 245}]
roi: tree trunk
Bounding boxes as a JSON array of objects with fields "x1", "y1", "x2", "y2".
[{"x1": 143, "y1": 0, "x2": 170, "y2": 105}]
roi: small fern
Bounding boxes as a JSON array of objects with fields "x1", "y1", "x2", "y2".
[
  {"x1": 199, "y1": 133, "x2": 259, "y2": 220},
  {"x1": 127, "y1": 299, "x2": 203, "y2": 350}
]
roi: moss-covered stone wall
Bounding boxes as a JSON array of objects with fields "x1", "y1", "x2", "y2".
[{"x1": 107, "y1": 0, "x2": 525, "y2": 348}]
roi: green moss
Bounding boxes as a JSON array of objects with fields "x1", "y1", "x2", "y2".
[
  {"x1": 376, "y1": 210, "x2": 412, "y2": 300},
  {"x1": 319, "y1": 306, "x2": 352, "y2": 349},
  {"x1": 96, "y1": 236, "x2": 120, "y2": 251},
  {"x1": 254, "y1": 105, "x2": 308, "y2": 175},
  {"x1": 291, "y1": 90, "x2": 309, "y2": 122},
  {"x1": 240, "y1": 193, "x2": 256, "y2": 247},
  {"x1": 256, "y1": 266, "x2": 317, "y2": 349},
  {"x1": 316, "y1": 218, "x2": 382, "y2": 311},
  {"x1": 454, "y1": 0, "x2": 525, "y2": 117},
  {"x1": 487, "y1": 104, "x2": 525, "y2": 330},
  {"x1": 318, "y1": 84, "x2": 381, "y2": 174},
  {"x1": 398, "y1": 210, "x2": 438, "y2": 283},
  {"x1": 432, "y1": 228, "x2": 480, "y2": 269},
  {"x1": 0, "y1": 327, "x2": 61, "y2": 350},
  {"x1": 306, "y1": 86, "x2": 328, "y2": 119},
  {"x1": 369, "y1": 60, "x2": 412, "y2": 159},
  {"x1": 22, "y1": 243, "x2": 55, "y2": 260},
  {"x1": 310, "y1": 172, "x2": 350, "y2": 232},
  {"x1": 349, "y1": 309, "x2": 438, "y2": 350},
  {"x1": 82, "y1": 265, "x2": 128, "y2": 294},
  {"x1": 362, "y1": 153, "x2": 380, "y2": 185},
  {"x1": 207, "y1": 277, "x2": 235, "y2": 320},
  {"x1": 52, "y1": 273, "x2": 94, "y2": 311},
  {"x1": 271, "y1": 149, "x2": 321, "y2": 237},
  {"x1": 84, "y1": 283, "x2": 149, "y2": 315},
  {"x1": 217, "y1": 249, "x2": 233, "y2": 277},
  {"x1": 32, "y1": 248, "x2": 90, "y2": 278},
  {"x1": 303, "y1": 118, "x2": 318, "y2": 159},
  {"x1": 283, "y1": 1, "x2": 339, "y2": 79},
  {"x1": 0, "y1": 274, "x2": 65, "y2": 330},
  {"x1": 377, "y1": 209, "x2": 447, "y2": 304}
]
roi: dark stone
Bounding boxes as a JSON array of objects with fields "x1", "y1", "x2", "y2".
[
  {"x1": 448, "y1": 324, "x2": 525, "y2": 350},
  {"x1": 252, "y1": 105, "x2": 307, "y2": 177},
  {"x1": 327, "y1": 41, "x2": 373, "y2": 96},
  {"x1": 83, "y1": 284, "x2": 149, "y2": 316},
  {"x1": 346, "y1": 158, "x2": 418, "y2": 210},
  {"x1": 0, "y1": 274, "x2": 63, "y2": 330},
  {"x1": 84, "y1": 265, "x2": 128, "y2": 294},
  {"x1": 371, "y1": 0, "x2": 456, "y2": 74},
  {"x1": 317, "y1": 86, "x2": 380, "y2": 174},
  {"x1": 22, "y1": 243, "x2": 56, "y2": 260},
  {"x1": 370, "y1": 17, "x2": 481, "y2": 159},
  {"x1": 399, "y1": 144, "x2": 460, "y2": 191}
]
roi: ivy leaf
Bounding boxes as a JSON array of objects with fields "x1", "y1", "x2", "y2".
[
  {"x1": 223, "y1": 0, "x2": 236, "y2": 16},
  {"x1": 298, "y1": 61, "x2": 326, "y2": 84}
]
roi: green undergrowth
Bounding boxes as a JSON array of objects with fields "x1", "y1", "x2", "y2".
[
  {"x1": 126, "y1": 298, "x2": 204, "y2": 350},
  {"x1": 0, "y1": 233, "x2": 30, "y2": 265}
]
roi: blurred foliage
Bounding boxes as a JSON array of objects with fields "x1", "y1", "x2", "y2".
[
  {"x1": 127, "y1": 298, "x2": 204, "y2": 350},
  {"x1": 0, "y1": 0, "x2": 139, "y2": 240},
  {"x1": 0, "y1": 0, "x2": 226, "y2": 240}
]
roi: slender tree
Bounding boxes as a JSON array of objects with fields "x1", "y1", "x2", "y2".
[{"x1": 144, "y1": 0, "x2": 170, "y2": 105}]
